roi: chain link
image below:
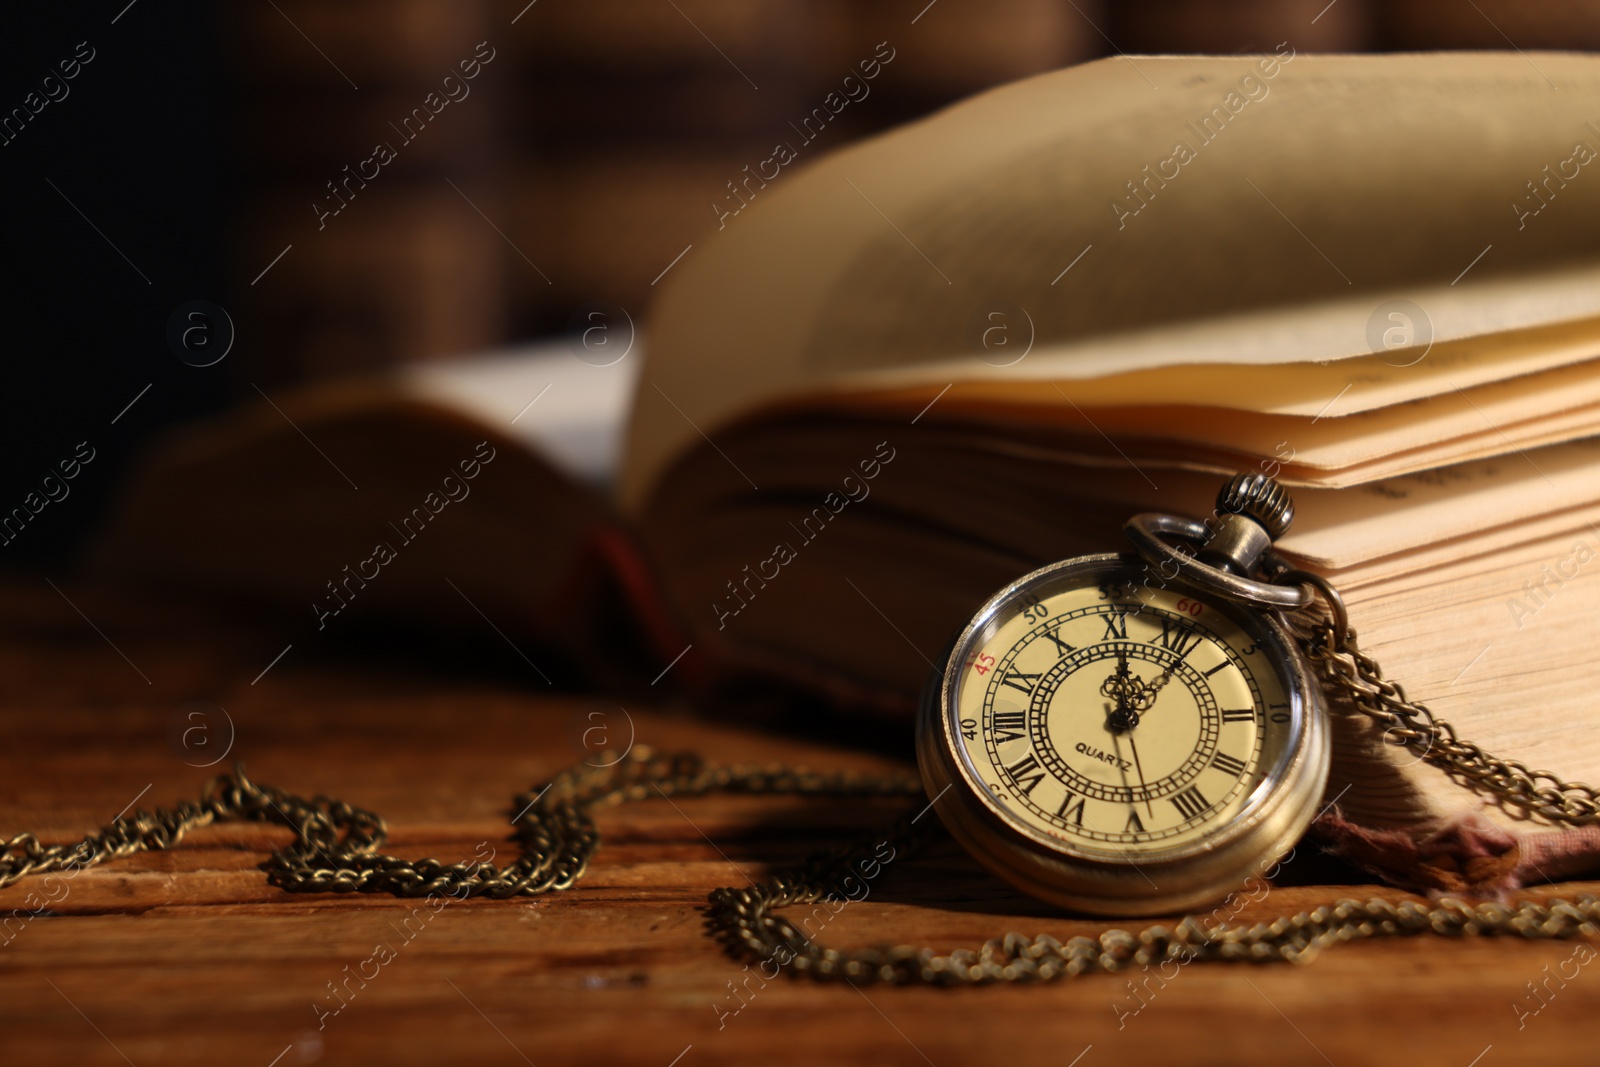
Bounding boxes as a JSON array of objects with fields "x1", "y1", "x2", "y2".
[
  {"x1": 707, "y1": 816, "x2": 1600, "y2": 983},
  {"x1": 7, "y1": 610, "x2": 1600, "y2": 983},
  {"x1": 0, "y1": 751, "x2": 923, "y2": 902}
]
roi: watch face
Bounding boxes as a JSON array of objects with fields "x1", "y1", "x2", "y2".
[{"x1": 944, "y1": 556, "x2": 1301, "y2": 863}]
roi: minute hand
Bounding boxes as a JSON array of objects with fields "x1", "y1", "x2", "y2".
[
  {"x1": 1148, "y1": 668, "x2": 1177, "y2": 696},
  {"x1": 1130, "y1": 663, "x2": 1178, "y2": 712}
]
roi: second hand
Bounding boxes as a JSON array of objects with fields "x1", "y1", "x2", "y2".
[
  {"x1": 1125, "y1": 729, "x2": 1155, "y2": 819},
  {"x1": 1107, "y1": 705, "x2": 1137, "y2": 816}
]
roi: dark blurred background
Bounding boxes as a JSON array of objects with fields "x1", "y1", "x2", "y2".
[{"x1": 5, "y1": 0, "x2": 1600, "y2": 569}]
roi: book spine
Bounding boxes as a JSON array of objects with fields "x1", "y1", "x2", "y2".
[
  {"x1": 1378, "y1": 1, "x2": 1600, "y2": 49},
  {"x1": 225, "y1": 0, "x2": 506, "y2": 383},
  {"x1": 1105, "y1": 0, "x2": 1375, "y2": 53}
]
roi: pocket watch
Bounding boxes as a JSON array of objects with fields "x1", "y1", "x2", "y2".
[{"x1": 916, "y1": 473, "x2": 1330, "y2": 916}]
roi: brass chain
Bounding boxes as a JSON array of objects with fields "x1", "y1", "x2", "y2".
[
  {"x1": 6, "y1": 618, "x2": 1600, "y2": 982},
  {"x1": 706, "y1": 820, "x2": 1600, "y2": 984},
  {"x1": 0, "y1": 750, "x2": 921, "y2": 899}
]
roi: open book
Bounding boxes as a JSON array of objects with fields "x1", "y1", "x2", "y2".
[{"x1": 92, "y1": 52, "x2": 1600, "y2": 898}]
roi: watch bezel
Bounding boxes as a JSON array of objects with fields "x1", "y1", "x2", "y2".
[{"x1": 917, "y1": 552, "x2": 1328, "y2": 915}]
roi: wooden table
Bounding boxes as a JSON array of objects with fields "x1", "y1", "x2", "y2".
[{"x1": 2, "y1": 578, "x2": 1595, "y2": 1066}]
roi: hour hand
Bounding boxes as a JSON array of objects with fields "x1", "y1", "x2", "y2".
[
  {"x1": 1102, "y1": 650, "x2": 1153, "y2": 724},
  {"x1": 1099, "y1": 649, "x2": 1136, "y2": 702}
]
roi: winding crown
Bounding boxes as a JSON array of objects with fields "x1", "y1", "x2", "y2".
[{"x1": 1215, "y1": 472, "x2": 1294, "y2": 540}]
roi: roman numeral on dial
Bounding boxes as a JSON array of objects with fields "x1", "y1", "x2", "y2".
[
  {"x1": 1125, "y1": 810, "x2": 1145, "y2": 834},
  {"x1": 1221, "y1": 708, "x2": 1255, "y2": 723},
  {"x1": 1170, "y1": 785, "x2": 1209, "y2": 821},
  {"x1": 1055, "y1": 792, "x2": 1086, "y2": 825},
  {"x1": 1100, "y1": 613, "x2": 1128, "y2": 641},
  {"x1": 1005, "y1": 753, "x2": 1047, "y2": 796},
  {"x1": 1000, "y1": 671, "x2": 1041, "y2": 694},
  {"x1": 991, "y1": 710, "x2": 1026, "y2": 745},
  {"x1": 1043, "y1": 627, "x2": 1075, "y2": 656},
  {"x1": 1153, "y1": 617, "x2": 1201, "y2": 659},
  {"x1": 1210, "y1": 751, "x2": 1247, "y2": 777}
]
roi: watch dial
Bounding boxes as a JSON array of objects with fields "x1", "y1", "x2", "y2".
[{"x1": 950, "y1": 572, "x2": 1296, "y2": 858}]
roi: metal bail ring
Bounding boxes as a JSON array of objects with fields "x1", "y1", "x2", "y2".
[
  {"x1": 1124, "y1": 513, "x2": 1313, "y2": 612},
  {"x1": 1276, "y1": 568, "x2": 1350, "y2": 641}
]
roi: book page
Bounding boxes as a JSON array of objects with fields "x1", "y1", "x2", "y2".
[
  {"x1": 401, "y1": 340, "x2": 638, "y2": 489},
  {"x1": 1284, "y1": 440, "x2": 1600, "y2": 566},
  {"x1": 824, "y1": 315, "x2": 1600, "y2": 418},
  {"x1": 1282, "y1": 401, "x2": 1600, "y2": 486},
  {"x1": 626, "y1": 52, "x2": 1600, "y2": 508},
  {"x1": 1331, "y1": 500, "x2": 1600, "y2": 588},
  {"x1": 801, "y1": 353, "x2": 1600, "y2": 481},
  {"x1": 1103, "y1": 355, "x2": 1600, "y2": 470},
  {"x1": 951, "y1": 438, "x2": 1600, "y2": 570},
  {"x1": 1340, "y1": 528, "x2": 1600, "y2": 831}
]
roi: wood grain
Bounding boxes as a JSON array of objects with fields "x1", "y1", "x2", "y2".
[{"x1": 2, "y1": 578, "x2": 1596, "y2": 1066}]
